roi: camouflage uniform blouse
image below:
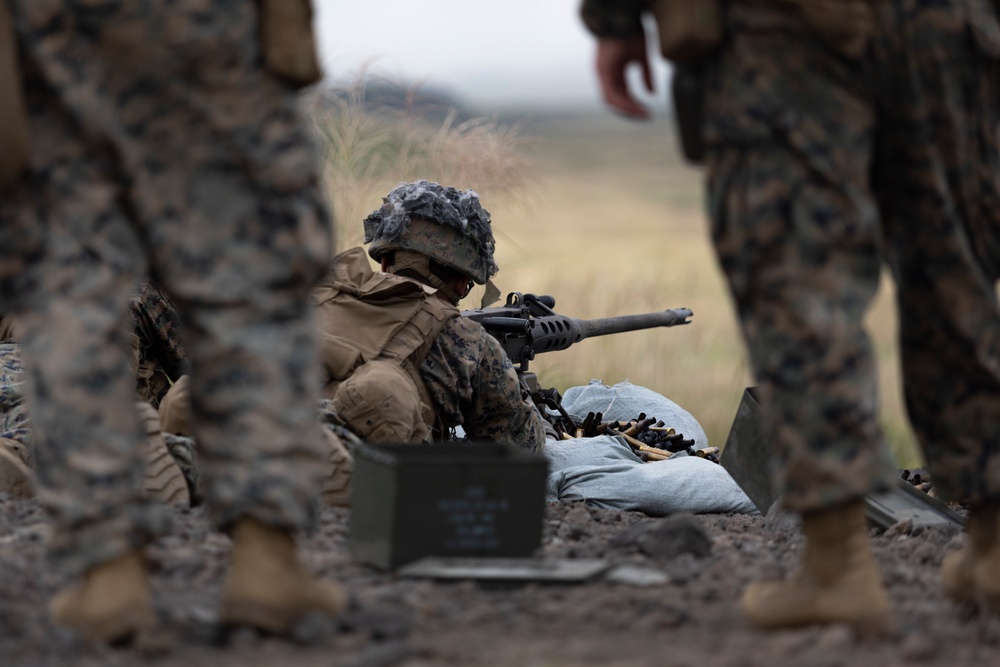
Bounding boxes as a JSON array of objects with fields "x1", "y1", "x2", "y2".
[{"x1": 420, "y1": 317, "x2": 546, "y2": 454}]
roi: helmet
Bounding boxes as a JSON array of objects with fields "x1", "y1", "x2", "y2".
[{"x1": 364, "y1": 180, "x2": 498, "y2": 284}]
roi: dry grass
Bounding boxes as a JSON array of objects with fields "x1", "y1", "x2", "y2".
[
  {"x1": 312, "y1": 93, "x2": 922, "y2": 468},
  {"x1": 309, "y1": 73, "x2": 535, "y2": 251}
]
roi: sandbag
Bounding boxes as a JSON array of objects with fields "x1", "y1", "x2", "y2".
[
  {"x1": 545, "y1": 435, "x2": 758, "y2": 516},
  {"x1": 561, "y1": 380, "x2": 709, "y2": 449}
]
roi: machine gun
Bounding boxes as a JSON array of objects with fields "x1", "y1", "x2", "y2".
[{"x1": 462, "y1": 293, "x2": 693, "y2": 434}]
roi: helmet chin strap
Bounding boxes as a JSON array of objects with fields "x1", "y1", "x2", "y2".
[{"x1": 386, "y1": 250, "x2": 464, "y2": 305}]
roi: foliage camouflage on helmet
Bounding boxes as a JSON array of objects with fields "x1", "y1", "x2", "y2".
[{"x1": 364, "y1": 180, "x2": 498, "y2": 284}]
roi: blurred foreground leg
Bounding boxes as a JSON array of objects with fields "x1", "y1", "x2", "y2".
[{"x1": 220, "y1": 517, "x2": 347, "y2": 634}]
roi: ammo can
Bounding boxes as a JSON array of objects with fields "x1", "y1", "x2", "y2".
[{"x1": 348, "y1": 442, "x2": 549, "y2": 569}]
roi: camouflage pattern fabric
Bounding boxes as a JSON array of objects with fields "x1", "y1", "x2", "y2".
[
  {"x1": 163, "y1": 433, "x2": 201, "y2": 506},
  {"x1": 705, "y1": 0, "x2": 1000, "y2": 510},
  {"x1": 420, "y1": 316, "x2": 547, "y2": 454},
  {"x1": 700, "y1": 1, "x2": 895, "y2": 512},
  {"x1": 582, "y1": 0, "x2": 1000, "y2": 510},
  {"x1": 130, "y1": 281, "x2": 188, "y2": 408},
  {"x1": 869, "y1": 0, "x2": 1000, "y2": 504},
  {"x1": 0, "y1": 343, "x2": 30, "y2": 450},
  {"x1": 0, "y1": 0, "x2": 332, "y2": 574}
]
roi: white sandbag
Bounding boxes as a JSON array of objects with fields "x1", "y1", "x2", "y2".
[
  {"x1": 561, "y1": 380, "x2": 709, "y2": 449},
  {"x1": 545, "y1": 435, "x2": 758, "y2": 516}
]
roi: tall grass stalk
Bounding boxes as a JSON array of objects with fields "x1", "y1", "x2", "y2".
[{"x1": 310, "y1": 73, "x2": 535, "y2": 251}]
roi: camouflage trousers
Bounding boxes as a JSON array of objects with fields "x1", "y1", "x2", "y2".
[
  {"x1": 0, "y1": 343, "x2": 30, "y2": 449},
  {"x1": 130, "y1": 281, "x2": 189, "y2": 409},
  {"x1": 706, "y1": 0, "x2": 1000, "y2": 510},
  {"x1": 0, "y1": 0, "x2": 332, "y2": 573}
]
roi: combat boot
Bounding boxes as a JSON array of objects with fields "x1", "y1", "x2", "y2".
[
  {"x1": 157, "y1": 375, "x2": 192, "y2": 436},
  {"x1": 50, "y1": 551, "x2": 158, "y2": 644},
  {"x1": 0, "y1": 437, "x2": 34, "y2": 498},
  {"x1": 319, "y1": 427, "x2": 353, "y2": 507},
  {"x1": 942, "y1": 501, "x2": 1000, "y2": 614},
  {"x1": 219, "y1": 517, "x2": 348, "y2": 634},
  {"x1": 741, "y1": 500, "x2": 891, "y2": 636},
  {"x1": 136, "y1": 401, "x2": 190, "y2": 508}
]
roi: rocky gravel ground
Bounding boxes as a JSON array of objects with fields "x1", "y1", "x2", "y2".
[{"x1": 1, "y1": 494, "x2": 997, "y2": 667}]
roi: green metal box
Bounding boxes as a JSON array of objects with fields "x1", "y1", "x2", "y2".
[{"x1": 348, "y1": 442, "x2": 549, "y2": 569}]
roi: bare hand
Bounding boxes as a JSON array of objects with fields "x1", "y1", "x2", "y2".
[{"x1": 595, "y1": 35, "x2": 653, "y2": 120}]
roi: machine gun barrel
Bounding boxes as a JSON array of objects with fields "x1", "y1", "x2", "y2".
[
  {"x1": 463, "y1": 293, "x2": 694, "y2": 372},
  {"x1": 577, "y1": 308, "x2": 693, "y2": 339},
  {"x1": 531, "y1": 308, "x2": 693, "y2": 354}
]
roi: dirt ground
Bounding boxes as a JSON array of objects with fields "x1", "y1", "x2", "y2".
[{"x1": 0, "y1": 493, "x2": 997, "y2": 667}]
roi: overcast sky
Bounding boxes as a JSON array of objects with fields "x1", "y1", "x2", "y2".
[{"x1": 314, "y1": 0, "x2": 669, "y2": 112}]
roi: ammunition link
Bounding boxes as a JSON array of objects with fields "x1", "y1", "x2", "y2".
[{"x1": 569, "y1": 412, "x2": 721, "y2": 465}]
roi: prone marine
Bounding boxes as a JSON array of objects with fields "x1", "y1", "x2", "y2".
[{"x1": 152, "y1": 181, "x2": 549, "y2": 492}]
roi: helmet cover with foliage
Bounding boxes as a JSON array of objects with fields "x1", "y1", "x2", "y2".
[{"x1": 364, "y1": 180, "x2": 498, "y2": 284}]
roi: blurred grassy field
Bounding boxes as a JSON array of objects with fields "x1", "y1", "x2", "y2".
[{"x1": 318, "y1": 101, "x2": 922, "y2": 467}]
